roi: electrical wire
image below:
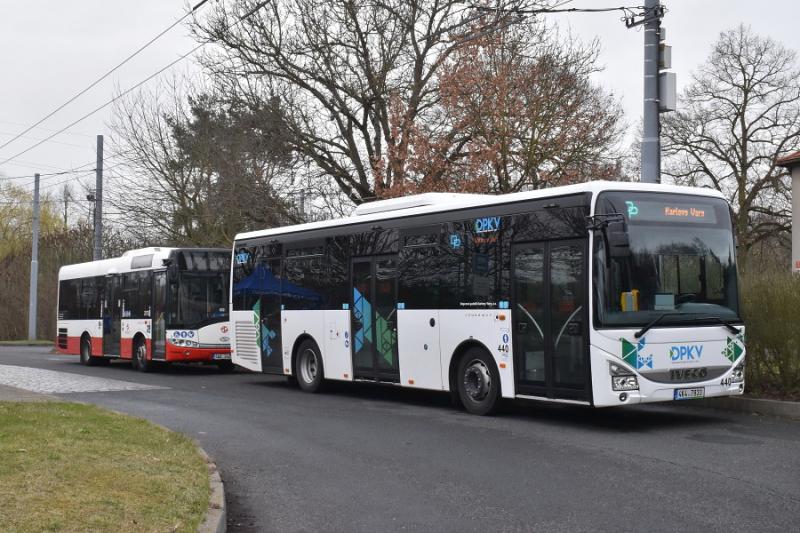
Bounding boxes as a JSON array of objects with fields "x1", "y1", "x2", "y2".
[
  {"x1": 0, "y1": 161, "x2": 97, "y2": 181},
  {"x1": 0, "y1": 0, "x2": 272, "y2": 169},
  {"x1": 474, "y1": 2, "x2": 642, "y2": 17},
  {"x1": 0, "y1": 0, "x2": 210, "y2": 154}
]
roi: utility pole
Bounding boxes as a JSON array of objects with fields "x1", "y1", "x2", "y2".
[
  {"x1": 625, "y1": 1, "x2": 673, "y2": 184},
  {"x1": 93, "y1": 134, "x2": 103, "y2": 260},
  {"x1": 640, "y1": 0, "x2": 661, "y2": 184},
  {"x1": 28, "y1": 173, "x2": 40, "y2": 341}
]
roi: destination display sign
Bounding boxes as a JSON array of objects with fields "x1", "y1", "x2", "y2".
[{"x1": 623, "y1": 199, "x2": 718, "y2": 224}]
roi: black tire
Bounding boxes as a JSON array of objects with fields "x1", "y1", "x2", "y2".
[
  {"x1": 80, "y1": 335, "x2": 100, "y2": 367},
  {"x1": 456, "y1": 348, "x2": 501, "y2": 416},
  {"x1": 295, "y1": 339, "x2": 324, "y2": 393},
  {"x1": 217, "y1": 360, "x2": 235, "y2": 373},
  {"x1": 286, "y1": 375, "x2": 299, "y2": 387},
  {"x1": 134, "y1": 339, "x2": 153, "y2": 373}
]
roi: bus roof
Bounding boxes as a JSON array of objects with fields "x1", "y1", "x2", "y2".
[
  {"x1": 58, "y1": 247, "x2": 229, "y2": 281},
  {"x1": 235, "y1": 180, "x2": 727, "y2": 242}
]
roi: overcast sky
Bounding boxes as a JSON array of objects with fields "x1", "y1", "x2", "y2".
[{"x1": 1, "y1": 0, "x2": 798, "y2": 196}]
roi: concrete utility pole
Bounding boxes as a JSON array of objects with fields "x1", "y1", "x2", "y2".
[
  {"x1": 641, "y1": 0, "x2": 661, "y2": 184},
  {"x1": 93, "y1": 134, "x2": 103, "y2": 260},
  {"x1": 28, "y1": 173, "x2": 40, "y2": 341}
]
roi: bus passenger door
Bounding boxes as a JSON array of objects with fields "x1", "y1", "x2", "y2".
[
  {"x1": 152, "y1": 271, "x2": 167, "y2": 359},
  {"x1": 259, "y1": 259, "x2": 283, "y2": 372},
  {"x1": 103, "y1": 275, "x2": 121, "y2": 356},
  {"x1": 351, "y1": 256, "x2": 399, "y2": 382},
  {"x1": 513, "y1": 240, "x2": 588, "y2": 401}
]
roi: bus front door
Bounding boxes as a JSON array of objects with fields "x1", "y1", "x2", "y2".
[
  {"x1": 259, "y1": 259, "x2": 283, "y2": 373},
  {"x1": 351, "y1": 256, "x2": 399, "y2": 382},
  {"x1": 512, "y1": 240, "x2": 588, "y2": 401},
  {"x1": 102, "y1": 275, "x2": 122, "y2": 356},
  {"x1": 152, "y1": 271, "x2": 167, "y2": 359}
]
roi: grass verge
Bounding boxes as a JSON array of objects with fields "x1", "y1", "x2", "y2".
[
  {"x1": 0, "y1": 340, "x2": 53, "y2": 346},
  {"x1": 0, "y1": 402, "x2": 209, "y2": 532}
]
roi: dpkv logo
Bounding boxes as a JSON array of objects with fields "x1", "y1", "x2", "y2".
[
  {"x1": 474, "y1": 216, "x2": 501, "y2": 234},
  {"x1": 670, "y1": 344, "x2": 703, "y2": 361}
]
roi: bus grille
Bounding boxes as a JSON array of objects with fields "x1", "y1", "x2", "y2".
[
  {"x1": 234, "y1": 321, "x2": 259, "y2": 363},
  {"x1": 57, "y1": 328, "x2": 68, "y2": 349}
]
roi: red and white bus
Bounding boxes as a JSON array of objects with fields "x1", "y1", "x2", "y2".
[{"x1": 56, "y1": 247, "x2": 232, "y2": 372}]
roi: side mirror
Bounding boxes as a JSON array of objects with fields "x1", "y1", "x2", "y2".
[
  {"x1": 607, "y1": 221, "x2": 631, "y2": 258},
  {"x1": 167, "y1": 263, "x2": 179, "y2": 284}
]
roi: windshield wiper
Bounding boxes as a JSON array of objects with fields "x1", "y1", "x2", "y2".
[
  {"x1": 634, "y1": 313, "x2": 741, "y2": 338},
  {"x1": 694, "y1": 316, "x2": 742, "y2": 335},
  {"x1": 634, "y1": 312, "x2": 678, "y2": 339}
]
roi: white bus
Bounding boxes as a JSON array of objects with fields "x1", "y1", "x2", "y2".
[
  {"x1": 230, "y1": 181, "x2": 745, "y2": 414},
  {"x1": 57, "y1": 248, "x2": 232, "y2": 372}
]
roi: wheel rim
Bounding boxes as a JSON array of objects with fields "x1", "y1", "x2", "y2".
[
  {"x1": 137, "y1": 345, "x2": 146, "y2": 366},
  {"x1": 300, "y1": 348, "x2": 318, "y2": 384},
  {"x1": 81, "y1": 340, "x2": 89, "y2": 362},
  {"x1": 463, "y1": 359, "x2": 491, "y2": 402}
]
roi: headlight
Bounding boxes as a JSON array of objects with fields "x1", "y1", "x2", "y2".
[
  {"x1": 731, "y1": 359, "x2": 745, "y2": 383},
  {"x1": 171, "y1": 338, "x2": 199, "y2": 348},
  {"x1": 610, "y1": 361, "x2": 639, "y2": 391}
]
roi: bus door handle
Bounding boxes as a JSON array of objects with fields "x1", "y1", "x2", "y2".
[{"x1": 517, "y1": 322, "x2": 528, "y2": 333}]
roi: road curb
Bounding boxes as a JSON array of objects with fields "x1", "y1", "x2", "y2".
[
  {"x1": 197, "y1": 446, "x2": 227, "y2": 533},
  {"x1": 684, "y1": 396, "x2": 800, "y2": 420}
]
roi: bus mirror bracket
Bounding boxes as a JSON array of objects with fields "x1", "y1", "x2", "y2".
[
  {"x1": 162, "y1": 259, "x2": 179, "y2": 284},
  {"x1": 585, "y1": 213, "x2": 630, "y2": 258},
  {"x1": 607, "y1": 221, "x2": 630, "y2": 257}
]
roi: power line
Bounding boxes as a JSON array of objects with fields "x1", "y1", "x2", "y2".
[
  {"x1": 0, "y1": 131, "x2": 88, "y2": 150},
  {"x1": 0, "y1": 120, "x2": 94, "y2": 139},
  {"x1": 473, "y1": 2, "x2": 643, "y2": 19},
  {"x1": 0, "y1": 0, "x2": 271, "y2": 169},
  {"x1": 0, "y1": 0, "x2": 210, "y2": 154},
  {"x1": 0, "y1": 161, "x2": 96, "y2": 181}
]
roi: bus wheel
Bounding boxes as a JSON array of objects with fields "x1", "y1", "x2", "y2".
[
  {"x1": 457, "y1": 348, "x2": 500, "y2": 416},
  {"x1": 134, "y1": 340, "x2": 153, "y2": 373},
  {"x1": 80, "y1": 336, "x2": 99, "y2": 367},
  {"x1": 296, "y1": 339, "x2": 324, "y2": 393}
]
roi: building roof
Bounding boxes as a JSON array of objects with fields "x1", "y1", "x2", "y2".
[{"x1": 776, "y1": 150, "x2": 800, "y2": 168}]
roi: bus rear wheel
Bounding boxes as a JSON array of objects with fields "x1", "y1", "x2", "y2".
[
  {"x1": 295, "y1": 339, "x2": 324, "y2": 393},
  {"x1": 133, "y1": 340, "x2": 153, "y2": 373},
  {"x1": 457, "y1": 348, "x2": 500, "y2": 416}
]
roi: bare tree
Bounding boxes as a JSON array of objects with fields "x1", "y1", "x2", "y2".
[
  {"x1": 662, "y1": 25, "x2": 800, "y2": 267},
  {"x1": 191, "y1": 0, "x2": 551, "y2": 203},
  {"x1": 436, "y1": 21, "x2": 623, "y2": 194},
  {"x1": 108, "y1": 79, "x2": 301, "y2": 246}
]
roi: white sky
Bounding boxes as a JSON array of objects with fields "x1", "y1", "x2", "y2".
[{"x1": 0, "y1": 0, "x2": 798, "y2": 196}]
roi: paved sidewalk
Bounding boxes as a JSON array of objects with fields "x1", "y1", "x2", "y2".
[
  {"x1": 0, "y1": 364, "x2": 166, "y2": 394},
  {"x1": 0, "y1": 384, "x2": 56, "y2": 402}
]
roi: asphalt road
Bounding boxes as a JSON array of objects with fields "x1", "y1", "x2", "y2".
[{"x1": 2, "y1": 346, "x2": 799, "y2": 532}]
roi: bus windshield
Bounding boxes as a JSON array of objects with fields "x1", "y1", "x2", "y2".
[
  {"x1": 170, "y1": 273, "x2": 229, "y2": 327},
  {"x1": 594, "y1": 191, "x2": 740, "y2": 329}
]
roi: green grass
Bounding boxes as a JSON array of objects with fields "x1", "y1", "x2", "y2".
[
  {"x1": 0, "y1": 339, "x2": 53, "y2": 346},
  {"x1": 0, "y1": 402, "x2": 209, "y2": 532}
]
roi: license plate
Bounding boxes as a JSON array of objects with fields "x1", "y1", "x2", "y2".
[
  {"x1": 212, "y1": 353, "x2": 231, "y2": 360},
  {"x1": 674, "y1": 387, "x2": 705, "y2": 400}
]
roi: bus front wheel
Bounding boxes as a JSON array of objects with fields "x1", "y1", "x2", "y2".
[
  {"x1": 457, "y1": 348, "x2": 500, "y2": 416},
  {"x1": 295, "y1": 339, "x2": 324, "y2": 393},
  {"x1": 80, "y1": 336, "x2": 104, "y2": 366}
]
